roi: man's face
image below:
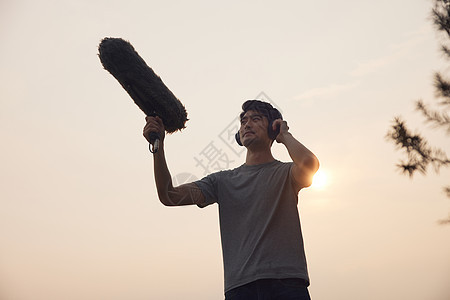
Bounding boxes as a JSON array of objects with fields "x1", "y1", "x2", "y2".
[{"x1": 239, "y1": 110, "x2": 271, "y2": 147}]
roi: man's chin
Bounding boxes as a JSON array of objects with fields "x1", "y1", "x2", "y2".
[
  {"x1": 242, "y1": 137, "x2": 256, "y2": 147},
  {"x1": 242, "y1": 139, "x2": 252, "y2": 147}
]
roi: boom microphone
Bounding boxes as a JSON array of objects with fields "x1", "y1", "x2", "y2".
[{"x1": 98, "y1": 37, "x2": 188, "y2": 152}]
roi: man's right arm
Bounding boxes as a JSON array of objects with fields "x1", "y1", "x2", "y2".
[
  {"x1": 153, "y1": 146, "x2": 205, "y2": 206},
  {"x1": 144, "y1": 116, "x2": 205, "y2": 206}
]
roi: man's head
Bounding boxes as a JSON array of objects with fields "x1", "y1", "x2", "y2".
[{"x1": 235, "y1": 100, "x2": 283, "y2": 147}]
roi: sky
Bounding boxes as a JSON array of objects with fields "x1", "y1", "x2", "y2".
[{"x1": 1, "y1": 0, "x2": 450, "y2": 299}]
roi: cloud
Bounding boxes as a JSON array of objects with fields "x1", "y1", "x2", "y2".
[
  {"x1": 350, "y1": 25, "x2": 431, "y2": 77},
  {"x1": 294, "y1": 81, "x2": 360, "y2": 101},
  {"x1": 350, "y1": 56, "x2": 396, "y2": 77},
  {"x1": 294, "y1": 27, "x2": 431, "y2": 103}
]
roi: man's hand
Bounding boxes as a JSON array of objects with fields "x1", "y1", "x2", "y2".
[
  {"x1": 272, "y1": 119, "x2": 290, "y2": 144},
  {"x1": 143, "y1": 116, "x2": 166, "y2": 144}
]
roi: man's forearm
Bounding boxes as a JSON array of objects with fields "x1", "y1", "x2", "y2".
[
  {"x1": 152, "y1": 144, "x2": 174, "y2": 204},
  {"x1": 280, "y1": 132, "x2": 319, "y2": 172}
]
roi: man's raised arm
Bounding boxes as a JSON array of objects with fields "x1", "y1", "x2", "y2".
[
  {"x1": 143, "y1": 116, "x2": 205, "y2": 206},
  {"x1": 273, "y1": 119, "x2": 320, "y2": 190}
]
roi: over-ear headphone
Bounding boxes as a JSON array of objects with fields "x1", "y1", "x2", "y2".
[
  {"x1": 235, "y1": 131, "x2": 243, "y2": 146},
  {"x1": 235, "y1": 100, "x2": 283, "y2": 146}
]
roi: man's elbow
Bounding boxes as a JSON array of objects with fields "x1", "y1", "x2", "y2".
[
  {"x1": 160, "y1": 199, "x2": 175, "y2": 206},
  {"x1": 305, "y1": 154, "x2": 320, "y2": 174},
  {"x1": 157, "y1": 192, "x2": 175, "y2": 206},
  {"x1": 301, "y1": 157, "x2": 319, "y2": 188},
  {"x1": 313, "y1": 156, "x2": 320, "y2": 173}
]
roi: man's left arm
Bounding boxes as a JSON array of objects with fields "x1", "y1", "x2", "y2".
[{"x1": 273, "y1": 119, "x2": 320, "y2": 190}]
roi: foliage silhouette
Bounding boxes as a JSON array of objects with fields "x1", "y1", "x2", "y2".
[{"x1": 386, "y1": 0, "x2": 450, "y2": 225}]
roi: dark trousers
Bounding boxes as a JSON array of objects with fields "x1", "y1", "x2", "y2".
[{"x1": 225, "y1": 278, "x2": 311, "y2": 300}]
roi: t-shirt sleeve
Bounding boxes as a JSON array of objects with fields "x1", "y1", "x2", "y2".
[
  {"x1": 286, "y1": 162, "x2": 304, "y2": 193},
  {"x1": 193, "y1": 173, "x2": 219, "y2": 208}
]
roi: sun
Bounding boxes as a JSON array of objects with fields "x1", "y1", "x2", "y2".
[{"x1": 311, "y1": 169, "x2": 328, "y2": 189}]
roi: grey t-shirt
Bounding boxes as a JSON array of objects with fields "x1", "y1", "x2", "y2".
[{"x1": 194, "y1": 160, "x2": 309, "y2": 292}]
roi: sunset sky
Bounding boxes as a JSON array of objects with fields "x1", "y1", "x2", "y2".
[{"x1": 1, "y1": 0, "x2": 449, "y2": 299}]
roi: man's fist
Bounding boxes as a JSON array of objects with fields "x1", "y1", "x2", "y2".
[{"x1": 143, "y1": 116, "x2": 165, "y2": 144}]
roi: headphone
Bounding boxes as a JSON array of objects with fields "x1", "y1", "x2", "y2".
[{"x1": 235, "y1": 100, "x2": 283, "y2": 146}]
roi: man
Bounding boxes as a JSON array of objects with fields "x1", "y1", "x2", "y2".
[{"x1": 143, "y1": 100, "x2": 319, "y2": 300}]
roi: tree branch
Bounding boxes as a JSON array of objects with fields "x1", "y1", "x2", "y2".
[
  {"x1": 386, "y1": 117, "x2": 450, "y2": 176},
  {"x1": 415, "y1": 100, "x2": 450, "y2": 134}
]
